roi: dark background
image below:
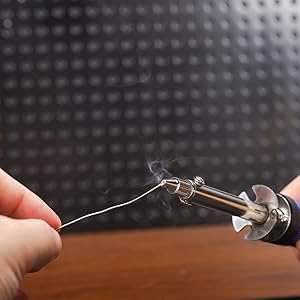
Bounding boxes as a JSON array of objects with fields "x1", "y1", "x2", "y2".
[{"x1": 1, "y1": 0, "x2": 300, "y2": 232}]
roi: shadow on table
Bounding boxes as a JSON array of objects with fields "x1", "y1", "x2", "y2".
[{"x1": 256, "y1": 297, "x2": 300, "y2": 300}]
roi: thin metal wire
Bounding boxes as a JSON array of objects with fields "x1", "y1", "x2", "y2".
[{"x1": 59, "y1": 182, "x2": 164, "y2": 230}]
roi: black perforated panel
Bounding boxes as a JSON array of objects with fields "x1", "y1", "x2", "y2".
[{"x1": 1, "y1": 0, "x2": 300, "y2": 232}]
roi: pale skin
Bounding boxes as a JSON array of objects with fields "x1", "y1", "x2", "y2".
[
  {"x1": 0, "y1": 169, "x2": 300, "y2": 300},
  {"x1": 0, "y1": 169, "x2": 62, "y2": 300}
]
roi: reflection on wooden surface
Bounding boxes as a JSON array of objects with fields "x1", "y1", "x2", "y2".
[{"x1": 23, "y1": 225, "x2": 300, "y2": 299}]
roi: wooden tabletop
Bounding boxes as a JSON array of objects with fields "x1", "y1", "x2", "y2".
[{"x1": 22, "y1": 225, "x2": 300, "y2": 300}]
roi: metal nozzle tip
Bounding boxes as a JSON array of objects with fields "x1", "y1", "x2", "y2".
[
  {"x1": 160, "y1": 177, "x2": 195, "y2": 205},
  {"x1": 160, "y1": 179, "x2": 167, "y2": 186},
  {"x1": 160, "y1": 178, "x2": 180, "y2": 193},
  {"x1": 161, "y1": 178, "x2": 179, "y2": 185}
]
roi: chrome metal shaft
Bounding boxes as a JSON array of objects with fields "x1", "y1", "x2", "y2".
[{"x1": 161, "y1": 177, "x2": 268, "y2": 224}]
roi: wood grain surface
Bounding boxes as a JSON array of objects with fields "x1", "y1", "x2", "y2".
[{"x1": 22, "y1": 225, "x2": 300, "y2": 299}]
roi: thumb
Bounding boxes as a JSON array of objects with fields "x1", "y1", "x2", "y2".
[{"x1": 0, "y1": 216, "x2": 62, "y2": 300}]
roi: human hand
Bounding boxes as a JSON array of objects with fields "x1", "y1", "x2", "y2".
[
  {"x1": 0, "y1": 169, "x2": 62, "y2": 300},
  {"x1": 280, "y1": 175, "x2": 300, "y2": 260}
]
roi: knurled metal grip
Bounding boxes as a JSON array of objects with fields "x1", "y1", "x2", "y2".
[{"x1": 176, "y1": 179, "x2": 196, "y2": 205}]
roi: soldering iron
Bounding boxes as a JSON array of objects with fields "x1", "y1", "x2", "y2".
[{"x1": 161, "y1": 176, "x2": 300, "y2": 247}]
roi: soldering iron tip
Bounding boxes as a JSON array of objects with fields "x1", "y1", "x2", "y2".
[{"x1": 160, "y1": 178, "x2": 180, "y2": 193}]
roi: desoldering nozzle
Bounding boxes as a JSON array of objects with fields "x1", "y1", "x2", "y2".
[{"x1": 161, "y1": 176, "x2": 300, "y2": 247}]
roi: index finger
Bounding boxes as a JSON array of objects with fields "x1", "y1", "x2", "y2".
[{"x1": 0, "y1": 168, "x2": 61, "y2": 229}]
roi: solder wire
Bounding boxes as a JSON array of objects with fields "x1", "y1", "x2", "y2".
[{"x1": 59, "y1": 182, "x2": 163, "y2": 230}]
